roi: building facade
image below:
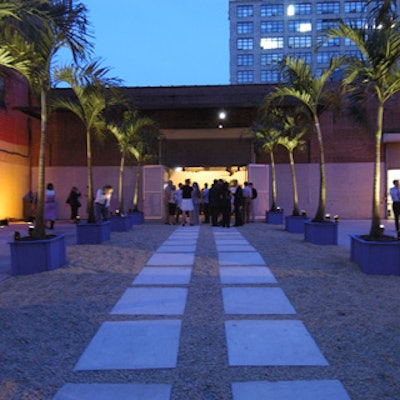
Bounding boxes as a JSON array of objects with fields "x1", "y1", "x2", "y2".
[{"x1": 229, "y1": 0, "x2": 399, "y2": 84}]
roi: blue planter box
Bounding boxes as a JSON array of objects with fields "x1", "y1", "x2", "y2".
[
  {"x1": 266, "y1": 210, "x2": 284, "y2": 225},
  {"x1": 110, "y1": 216, "x2": 131, "y2": 232},
  {"x1": 285, "y1": 215, "x2": 309, "y2": 233},
  {"x1": 350, "y1": 234, "x2": 400, "y2": 275},
  {"x1": 128, "y1": 211, "x2": 144, "y2": 225},
  {"x1": 76, "y1": 221, "x2": 111, "y2": 244},
  {"x1": 9, "y1": 233, "x2": 67, "y2": 276},
  {"x1": 304, "y1": 221, "x2": 338, "y2": 245}
]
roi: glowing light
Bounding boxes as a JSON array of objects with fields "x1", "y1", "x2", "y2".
[
  {"x1": 260, "y1": 38, "x2": 280, "y2": 50},
  {"x1": 287, "y1": 5, "x2": 295, "y2": 16},
  {"x1": 299, "y1": 22, "x2": 312, "y2": 32},
  {"x1": 218, "y1": 111, "x2": 226, "y2": 119}
]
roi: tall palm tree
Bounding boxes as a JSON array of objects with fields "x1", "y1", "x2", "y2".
[
  {"x1": 249, "y1": 111, "x2": 282, "y2": 211},
  {"x1": 108, "y1": 109, "x2": 158, "y2": 213},
  {"x1": 53, "y1": 61, "x2": 121, "y2": 223},
  {"x1": 1, "y1": 0, "x2": 91, "y2": 238},
  {"x1": 264, "y1": 56, "x2": 343, "y2": 221},
  {"x1": 327, "y1": 4, "x2": 400, "y2": 237},
  {"x1": 277, "y1": 113, "x2": 307, "y2": 216}
]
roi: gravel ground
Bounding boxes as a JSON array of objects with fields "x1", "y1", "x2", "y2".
[{"x1": 0, "y1": 222, "x2": 399, "y2": 400}]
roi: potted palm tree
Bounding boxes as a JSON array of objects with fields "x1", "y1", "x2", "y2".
[
  {"x1": 125, "y1": 110, "x2": 160, "y2": 224},
  {"x1": 249, "y1": 108, "x2": 284, "y2": 224},
  {"x1": 108, "y1": 109, "x2": 155, "y2": 231},
  {"x1": 266, "y1": 56, "x2": 343, "y2": 245},
  {"x1": 53, "y1": 61, "x2": 121, "y2": 243},
  {"x1": 277, "y1": 112, "x2": 309, "y2": 233},
  {"x1": 2, "y1": 0, "x2": 91, "y2": 274},
  {"x1": 328, "y1": 1, "x2": 400, "y2": 274}
]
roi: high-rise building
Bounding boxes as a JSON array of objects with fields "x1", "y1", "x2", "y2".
[{"x1": 229, "y1": 0, "x2": 396, "y2": 84}]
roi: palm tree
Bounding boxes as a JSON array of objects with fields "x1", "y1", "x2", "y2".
[
  {"x1": 0, "y1": 0, "x2": 91, "y2": 238},
  {"x1": 53, "y1": 61, "x2": 121, "y2": 223},
  {"x1": 108, "y1": 109, "x2": 158, "y2": 213},
  {"x1": 327, "y1": 2, "x2": 400, "y2": 237},
  {"x1": 249, "y1": 111, "x2": 282, "y2": 212},
  {"x1": 264, "y1": 56, "x2": 343, "y2": 222},
  {"x1": 277, "y1": 113, "x2": 307, "y2": 216}
]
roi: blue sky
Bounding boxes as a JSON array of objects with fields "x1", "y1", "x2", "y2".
[{"x1": 74, "y1": 0, "x2": 230, "y2": 87}]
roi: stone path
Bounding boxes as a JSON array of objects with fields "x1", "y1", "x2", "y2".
[{"x1": 54, "y1": 226, "x2": 352, "y2": 400}]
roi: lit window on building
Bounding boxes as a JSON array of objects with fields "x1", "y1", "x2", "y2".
[
  {"x1": 288, "y1": 35, "x2": 312, "y2": 48},
  {"x1": 288, "y1": 20, "x2": 312, "y2": 33},
  {"x1": 316, "y1": 2, "x2": 340, "y2": 14},
  {"x1": 261, "y1": 4, "x2": 284, "y2": 17},
  {"x1": 317, "y1": 36, "x2": 341, "y2": 47},
  {"x1": 237, "y1": 54, "x2": 254, "y2": 66},
  {"x1": 261, "y1": 70, "x2": 280, "y2": 83},
  {"x1": 237, "y1": 71, "x2": 254, "y2": 83},
  {"x1": 261, "y1": 20, "x2": 284, "y2": 33},
  {"x1": 237, "y1": 5, "x2": 253, "y2": 18},
  {"x1": 237, "y1": 38, "x2": 254, "y2": 50},
  {"x1": 289, "y1": 52, "x2": 312, "y2": 64},
  {"x1": 345, "y1": 17, "x2": 367, "y2": 28},
  {"x1": 317, "y1": 18, "x2": 340, "y2": 31},
  {"x1": 237, "y1": 22, "x2": 254, "y2": 34},
  {"x1": 261, "y1": 53, "x2": 283, "y2": 66},
  {"x1": 344, "y1": 1, "x2": 367, "y2": 13},
  {"x1": 260, "y1": 37, "x2": 284, "y2": 50},
  {"x1": 316, "y1": 51, "x2": 340, "y2": 64},
  {"x1": 288, "y1": 3, "x2": 313, "y2": 16}
]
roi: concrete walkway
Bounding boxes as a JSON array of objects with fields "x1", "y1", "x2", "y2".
[{"x1": 51, "y1": 224, "x2": 360, "y2": 400}]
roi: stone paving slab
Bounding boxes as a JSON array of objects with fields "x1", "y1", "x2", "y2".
[
  {"x1": 157, "y1": 245, "x2": 196, "y2": 252},
  {"x1": 216, "y1": 244, "x2": 256, "y2": 252},
  {"x1": 225, "y1": 320, "x2": 329, "y2": 366},
  {"x1": 74, "y1": 320, "x2": 181, "y2": 370},
  {"x1": 133, "y1": 267, "x2": 192, "y2": 286},
  {"x1": 222, "y1": 287, "x2": 296, "y2": 315},
  {"x1": 214, "y1": 239, "x2": 249, "y2": 246},
  {"x1": 231, "y1": 380, "x2": 351, "y2": 400},
  {"x1": 111, "y1": 287, "x2": 188, "y2": 315},
  {"x1": 218, "y1": 252, "x2": 265, "y2": 266},
  {"x1": 219, "y1": 266, "x2": 277, "y2": 284},
  {"x1": 146, "y1": 252, "x2": 195, "y2": 266},
  {"x1": 54, "y1": 383, "x2": 172, "y2": 400}
]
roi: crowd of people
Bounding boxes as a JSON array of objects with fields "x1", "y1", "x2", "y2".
[{"x1": 164, "y1": 178, "x2": 257, "y2": 227}]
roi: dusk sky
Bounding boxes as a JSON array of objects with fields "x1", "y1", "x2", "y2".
[{"x1": 66, "y1": 0, "x2": 230, "y2": 87}]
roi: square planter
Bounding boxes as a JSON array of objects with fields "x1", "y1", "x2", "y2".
[
  {"x1": 9, "y1": 233, "x2": 67, "y2": 276},
  {"x1": 110, "y1": 215, "x2": 132, "y2": 232},
  {"x1": 285, "y1": 215, "x2": 310, "y2": 233},
  {"x1": 128, "y1": 211, "x2": 144, "y2": 225},
  {"x1": 350, "y1": 234, "x2": 400, "y2": 275},
  {"x1": 266, "y1": 210, "x2": 284, "y2": 225},
  {"x1": 76, "y1": 221, "x2": 111, "y2": 244},
  {"x1": 304, "y1": 220, "x2": 338, "y2": 245}
]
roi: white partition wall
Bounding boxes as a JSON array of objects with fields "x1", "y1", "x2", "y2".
[
  {"x1": 247, "y1": 164, "x2": 269, "y2": 220},
  {"x1": 143, "y1": 165, "x2": 166, "y2": 220}
]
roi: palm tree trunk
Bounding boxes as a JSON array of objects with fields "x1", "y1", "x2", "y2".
[
  {"x1": 118, "y1": 150, "x2": 125, "y2": 213},
  {"x1": 313, "y1": 117, "x2": 326, "y2": 221},
  {"x1": 270, "y1": 149, "x2": 277, "y2": 211},
  {"x1": 289, "y1": 149, "x2": 300, "y2": 216},
  {"x1": 370, "y1": 102, "x2": 384, "y2": 237},
  {"x1": 86, "y1": 128, "x2": 95, "y2": 223},
  {"x1": 33, "y1": 83, "x2": 47, "y2": 239},
  {"x1": 133, "y1": 162, "x2": 141, "y2": 210}
]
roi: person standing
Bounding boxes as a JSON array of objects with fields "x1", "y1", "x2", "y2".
[
  {"x1": 249, "y1": 182, "x2": 257, "y2": 222},
  {"x1": 66, "y1": 186, "x2": 81, "y2": 222},
  {"x1": 242, "y1": 181, "x2": 252, "y2": 224},
  {"x1": 232, "y1": 180, "x2": 244, "y2": 226},
  {"x1": 191, "y1": 181, "x2": 201, "y2": 225},
  {"x1": 95, "y1": 185, "x2": 113, "y2": 222},
  {"x1": 164, "y1": 180, "x2": 173, "y2": 224},
  {"x1": 45, "y1": 183, "x2": 57, "y2": 229},
  {"x1": 181, "y1": 178, "x2": 194, "y2": 226},
  {"x1": 201, "y1": 183, "x2": 210, "y2": 224},
  {"x1": 221, "y1": 181, "x2": 232, "y2": 227},
  {"x1": 390, "y1": 179, "x2": 400, "y2": 237},
  {"x1": 168, "y1": 185, "x2": 178, "y2": 225}
]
